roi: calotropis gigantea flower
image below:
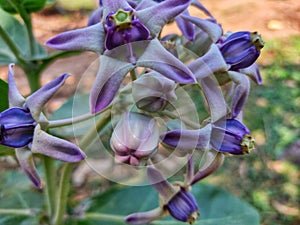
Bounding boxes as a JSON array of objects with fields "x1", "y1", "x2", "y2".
[
  {"x1": 161, "y1": 118, "x2": 255, "y2": 155},
  {"x1": 110, "y1": 112, "x2": 159, "y2": 166},
  {"x1": 125, "y1": 166, "x2": 199, "y2": 224},
  {"x1": 89, "y1": 39, "x2": 196, "y2": 113},
  {"x1": 46, "y1": 0, "x2": 192, "y2": 53},
  {"x1": 0, "y1": 64, "x2": 86, "y2": 188},
  {"x1": 218, "y1": 31, "x2": 264, "y2": 71},
  {"x1": 125, "y1": 152, "x2": 223, "y2": 225},
  {"x1": 132, "y1": 71, "x2": 177, "y2": 112}
]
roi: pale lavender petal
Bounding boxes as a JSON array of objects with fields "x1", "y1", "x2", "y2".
[
  {"x1": 136, "y1": 39, "x2": 196, "y2": 84},
  {"x1": 188, "y1": 44, "x2": 229, "y2": 79},
  {"x1": 87, "y1": 8, "x2": 103, "y2": 26},
  {"x1": 26, "y1": 74, "x2": 69, "y2": 121},
  {"x1": 15, "y1": 148, "x2": 42, "y2": 188},
  {"x1": 191, "y1": 152, "x2": 224, "y2": 185},
  {"x1": 134, "y1": 0, "x2": 156, "y2": 10},
  {"x1": 200, "y1": 77, "x2": 227, "y2": 122},
  {"x1": 147, "y1": 166, "x2": 179, "y2": 201},
  {"x1": 125, "y1": 208, "x2": 164, "y2": 225},
  {"x1": 185, "y1": 154, "x2": 194, "y2": 185},
  {"x1": 7, "y1": 64, "x2": 25, "y2": 107},
  {"x1": 228, "y1": 71, "x2": 250, "y2": 118},
  {"x1": 175, "y1": 10, "x2": 195, "y2": 41},
  {"x1": 191, "y1": 0, "x2": 214, "y2": 18},
  {"x1": 46, "y1": 23, "x2": 105, "y2": 54},
  {"x1": 31, "y1": 125, "x2": 86, "y2": 162},
  {"x1": 240, "y1": 63, "x2": 262, "y2": 85},
  {"x1": 181, "y1": 15, "x2": 223, "y2": 42},
  {"x1": 90, "y1": 55, "x2": 134, "y2": 113},
  {"x1": 161, "y1": 124, "x2": 211, "y2": 151},
  {"x1": 136, "y1": 0, "x2": 191, "y2": 35}
]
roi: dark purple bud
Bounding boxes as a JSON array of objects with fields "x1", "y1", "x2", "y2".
[
  {"x1": 0, "y1": 108, "x2": 35, "y2": 148},
  {"x1": 212, "y1": 119, "x2": 255, "y2": 155},
  {"x1": 165, "y1": 188, "x2": 199, "y2": 224},
  {"x1": 105, "y1": 8, "x2": 150, "y2": 50},
  {"x1": 219, "y1": 31, "x2": 264, "y2": 70},
  {"x1": 110, "y1": 112, "x2": 159, "y2": 166}
]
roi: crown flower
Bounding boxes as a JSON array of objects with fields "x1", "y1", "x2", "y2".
[{"x1": 0, "y1": 64, "x2": 86, "y2": 188}]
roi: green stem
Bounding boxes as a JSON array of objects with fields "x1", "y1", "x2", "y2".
[
  {"x1": 161, "y1": 110, "x2": 200, "y2": 129},
  {"x1": 14, "y1": 6, "x2": 35, "y2": 55},
  {"x1": 79, "y1": 110, "x2": 111, "y2": 149},
  {"x1": 25, "y1": 69, "x2": 40, "y2": 92},
  {"x1": 52, "y1": 163, "x2": 73, "y2": 225},
  {"x1": 84, "y1": 212, "x2": 126, "y2": 222},
  {"x1": 52, "y1": 110, "x2": 111, "y2": 225},
  {"x1": 0, "y1": 208, "x2": 37, "y2": 216},
  {"x1": 42, "y1": 156, "x2": 57, "y2": 219},
  {"x1": 0, "y1": 26, "x2": 27, "y2": 67},
  {"x1": 48, "y1": 112, "x2": 96, "y2": 129}
]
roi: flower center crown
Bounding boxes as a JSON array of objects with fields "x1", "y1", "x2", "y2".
[{"x1": 109, "y1": 8, "x2": 133, "y2": 30}]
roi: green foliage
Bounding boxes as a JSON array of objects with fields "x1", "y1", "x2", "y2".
[
  {"x1": 0, "y1": 0, "x2": 47, "y2": 14},
  {"x1": 0, "y1": 8, "x2": 46, "y2": 65},
  {"x1": 0, "y1": 169, "x2": 44, "y2": 225},
  {"x1": 74, "y1": 183, "x2": 260, "y2": 225},
  {"x1": 0, "y1": 79, "x2": 8, "y2": 112}
]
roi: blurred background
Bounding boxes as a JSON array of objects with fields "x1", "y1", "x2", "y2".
[{"x1": 0, "y1": 0, "x2": 299, "y2": 224}]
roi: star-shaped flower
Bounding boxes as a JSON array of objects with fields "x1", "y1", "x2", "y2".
[{"x1": 0, "y1": 64, "x2": 86, "y2": 188}]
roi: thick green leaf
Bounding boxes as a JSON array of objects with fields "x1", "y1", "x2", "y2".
[
  {"x1": 0, "y1": 78, "x2": 8, "y2": 112},
  {"x1": 0, "y1": 0, "x2": 47, "y2": 14},
  {"x1": 0, "y1": 169, "x2": 44, "y2": 225},
  {"x1": 78, "y1": 183, "x2": 260, "y2": 225},
  {"x1": 0, "y1": 8, "x2": 47, "y2": 65}
]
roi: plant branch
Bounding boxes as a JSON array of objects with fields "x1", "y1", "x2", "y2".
[
  {"x1": 0, "y1": 26, "x2": 27, "y2": 66},
  {"x1": 42, "y1": 156, "x2": 57, "y2": 219}
]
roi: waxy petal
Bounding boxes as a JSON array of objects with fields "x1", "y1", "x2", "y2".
[
  {"x1": 228, "y1": 71, "x2": 250, "y2": 118},
  {"x1": 188, "y1": 44, "x2": 228, "y2": 79},
  {"x1": 200, "y1": 77, "x2": 227, "y2": 122},
  {"x1": 8, "y1": 64, "x2": 25, "y2": 107},
  {"x1": 191, "y1": 151, "x2": 224, "y2": 185},
  {"x1": 31, "y1": 125, "x2": 86, "y2": 162},
  {"x1": 240, "y1": 63, "x2": 262, "y2": 85},
  {"x1": 161, "y1": 124, "x2": 212, "y2": 152},
  {"x1": 136, "y1": 0, "x2": 191, "y2": 36},
  {"x1": 90, "y1": 55, "x2": 134, "y2": 113},
  {"x1": 88, "y1": 8, "x2": 103, "y2": 26},
  {"x1": 125, "y1": 208, "x2": 164, "y2": 225},
  {"x1": 175, "y1": 10, "x2": 195, "y2": 41},
  {"x1": 181, "y1": 15, "x2": 223, "y2": 43},
  {"x1": 136, "y1": 39, "x2": 196, "y2": 84},
  {"x1": 46, "y1": 23, "x2": 105, "y2": 54},
  {"x1": 147, "y1": 166, "x2": 179, "y2": 202},
  {"x1": 26, "y1": 73, "x2": 69, "y2": 121},
  {"x1": 15, "y1": 148, "x2": 42, "y2": 188}
]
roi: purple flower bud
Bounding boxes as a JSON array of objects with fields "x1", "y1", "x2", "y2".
[
  {"x1": 212, "y1": 119, "x2": 255, "y2": 155},
  {"x1": 219, "y1": 31, "x2": 264, "y2": 71},
  {"x1": 132, "y1": 72, "x2": 177, "y2": 112},
  {"x1": 105, "y1": 8, "x2": 150, "y2": 50},
  {"x1": 0, "y1": 107, "x2": 36, "y2": 148},
  {"x1": 110, "y1": 112, "x2": 159, "y2": 166},
  {"x1": 165, "y1": 188, "x2": 199, "y2": 224}
]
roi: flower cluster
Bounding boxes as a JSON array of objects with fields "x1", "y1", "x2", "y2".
[{"x1": 0, "y1": 0, "x2": 264, "y2": 224}]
